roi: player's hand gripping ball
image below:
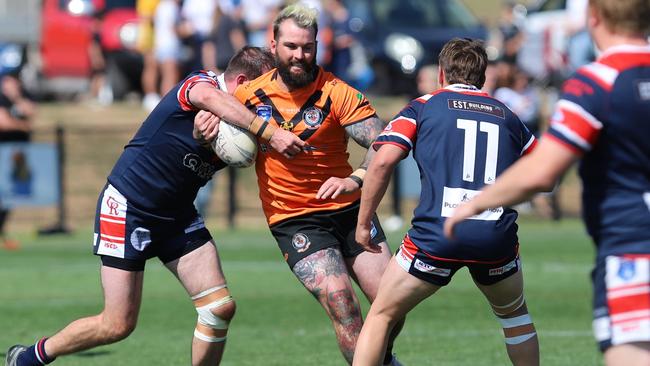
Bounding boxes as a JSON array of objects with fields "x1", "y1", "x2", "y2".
[{"x1": 212, "y1": 120, "x2": 258, "y2": 168}]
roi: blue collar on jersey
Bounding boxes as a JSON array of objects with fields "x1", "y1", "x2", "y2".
[{"x1": 444, "y1": 84, "x2": 480, "y2": 92}]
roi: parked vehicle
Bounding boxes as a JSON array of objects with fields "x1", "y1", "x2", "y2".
[
  {"x1": 516, "y1": 0, "x2": 593, "y2": 86},
  {"x1": 343, "y1": 0, "x2": 488, "y2": 95}
]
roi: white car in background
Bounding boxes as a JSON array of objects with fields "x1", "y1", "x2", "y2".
[{"x1": 516, "y1": 0, "x2": 590, "y2": 86}]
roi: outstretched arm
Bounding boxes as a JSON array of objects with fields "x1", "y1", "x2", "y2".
[
  {"x1": 315, "y1": 115, "x2": 387, "y2": 199},
  {"x1": 355, "y1": 144, "x2": 406, "y2": 252},
  {"x1": 443, "y1": 138, "x2": 578, "y2": 239},
  {"x1": 189, "y1": 82, "x2": 305, "y2": 158}
]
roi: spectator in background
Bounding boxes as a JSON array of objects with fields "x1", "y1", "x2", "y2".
[
  {"x1": 494, "y1": 66, "x2": 540, "y2": 136},
  {"x1": 323, "y1": 0, "x2": 372, "y2": 91},
  {"x1": 178, "y1": 0, "x2": 218, "y2": 72},
  {"x1": 498, "y1": 1, "x2": 524, "y2": 66},
  {"x1": 204, "y1": 0, "x2": 247, "y2": 73},
  {"x1": 87, "y1": 10, "x2": 113, "y2": 105},
  {"x1": 136, "y1": 0, "x2": 161, "y2": 111},
  {"x1": 0, "y1": 74, "x2": 36, "y2": 250},
  {"x1": 150, "y1": 0, "x2": 182, "y2": 109},
  {"x1": 241, "y1": 0, "x2": 283, "y2": 47},
  {"x1": 565, "y1": 0, "x2": 594, "y2": 74},
  {"x1": 415, "y1": 64, "x2": 438, "y2": 95}
]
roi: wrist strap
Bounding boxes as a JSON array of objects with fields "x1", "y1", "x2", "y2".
[
  {"x1": 248, "y1": 115, "x2": 277, "y2": 141},
  {"x1": 349, "y1": 168, "x2": 366, "y2": 188}
]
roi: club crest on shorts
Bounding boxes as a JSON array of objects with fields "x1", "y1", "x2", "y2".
[
  {"x1": 291, "y1": 233, "x2": 311, "y2": 253},
  {"x1": 302, "y1": 106, "x2": 323, "y2": 129},
  {"x1": 617, "y1": 259, "x2": 636, "y2": 281},
  {"x1": 256, "y1": 105, "x2": 272, "y2": 122},
  {"x1": 130, "y1": 227, "x2": 151, "y2": 252}
]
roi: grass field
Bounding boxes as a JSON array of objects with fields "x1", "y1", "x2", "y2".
[{"x1": 1, "y1": 218, "x2": 602, "y2": 365}]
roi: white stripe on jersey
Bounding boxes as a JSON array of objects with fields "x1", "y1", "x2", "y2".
[
  {"x1": 388, "y1": 116, "x2": 417, "y2": 126},
  {"x1": 581, "y1": 62, "x2": 619, "y2": 88},
  {"x1": 552, "y1": 123, "x2": 592, "y2": 150},
  {"x1": 521, "y1": 135, "x2": 535, "y2": 155},
  {"x1": 557, "y1": 99, "x2": 604, "y2": 129},
  {"x1": 380, "y1": 131, "x2": 414, "y2": 149}
]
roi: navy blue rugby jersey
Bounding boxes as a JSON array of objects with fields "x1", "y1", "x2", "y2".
[
  {"x1": 546, "y1": 45, "x2": 650, "y2": 257},
  {"x1": 108, "y1": 70, "x2": 227, "y2": 218},
  {"x1": 375, "y1": 84, "x2": 536, "y2": 261}
]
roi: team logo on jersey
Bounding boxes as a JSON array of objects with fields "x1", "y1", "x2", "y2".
[
  {"x1": 291, "y1": 233, "x2": 311, "y2": 253},
  {"x1": 617, "y1": 259, "x2": 636, "y2": 281},
  {"x1": 280, "y1": 120, "x2": 294, "y2": 131},
  {"x1": 302, "y1": 107, "x2": 323, "y2": 129},
  {"x1": 256, "y1": 105, "x2": 273, "y2": 122},
  {"x1": 130, "y1": 227, "x2": 151, "y2": 252},
  {"x1": 183, "y1": 153, "x2": 217, "y2": 180}
]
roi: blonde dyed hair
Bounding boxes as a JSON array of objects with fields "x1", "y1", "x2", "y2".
[
  {"x1": 273, "y1": 3, "x2": 319, "y2": 40},
  {"x1": 590, "y1": 0, "x2": 650, "y2": 35}
]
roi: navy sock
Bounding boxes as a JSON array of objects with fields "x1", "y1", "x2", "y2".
[{"x1": 17, "y1": 338, "x2": 55, "y2": 365}]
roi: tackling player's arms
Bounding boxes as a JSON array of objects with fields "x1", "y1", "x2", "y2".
[{"x1": 344, "y1": 114, "x2": 386, "y2": 170}]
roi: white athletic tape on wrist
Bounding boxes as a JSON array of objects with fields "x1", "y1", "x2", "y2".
[{"x1": 194, "y1": 329, "x2": 227, "y2": 343}]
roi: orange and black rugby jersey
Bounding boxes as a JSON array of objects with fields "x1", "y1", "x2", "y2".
[{"x1": 233, "y1": 67, "x2": 376, "y2": 225}]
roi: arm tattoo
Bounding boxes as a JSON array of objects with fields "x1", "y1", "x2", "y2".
[
  {"x1": 345, "y1": 115, "x2": 386, "y2": 170},
  {"x1": 345, "y1": 115, "x2": 386, "y2": 149}
]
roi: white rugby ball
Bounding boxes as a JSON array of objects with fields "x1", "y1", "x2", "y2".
[{"x1": 212, "y1": 120, "x2": 258, "y2": 168}]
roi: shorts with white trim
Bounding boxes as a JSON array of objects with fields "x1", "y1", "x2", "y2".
[
  {"x1": 92, "y1": 184, "x2": 212, "y2": 271},
  {"x1": 592, "y1": 254, "x2": 650, "y2": 351},
  {"x1": 395, "y1": 234, "x2": 520, "y2": 287}
]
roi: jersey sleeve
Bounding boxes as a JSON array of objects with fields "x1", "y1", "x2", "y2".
[
  {"x1": 545, "y1": 70, "x2": 606, "y2": 154},
  {"x1": 177, "y1": 70, "x2": 220, "y2": 111},
  {"x1": 331, "y1": 82, "x2": 376, "y2": 126},
  {"x1": 518, "y1": 116, "x2": 537, "y2": 155},
  {"x1": 373, "y1": 101, "x2": 419, "y2": 153}
]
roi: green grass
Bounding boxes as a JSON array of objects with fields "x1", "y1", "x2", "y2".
[{"x1": 0, "y1": 218, "x2": 602, "y2": 365}]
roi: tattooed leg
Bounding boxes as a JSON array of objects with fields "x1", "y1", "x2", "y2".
[{"x1": 293, "y1": 247, "x2": 363, "y2": 365}]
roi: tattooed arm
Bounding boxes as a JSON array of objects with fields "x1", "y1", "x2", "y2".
[
  {"x1": 315, "y1": 115, "x2": 387, "y2": 200},
  {"x1": 344, "y1": 114, "x2": 386, "y2": 170}
]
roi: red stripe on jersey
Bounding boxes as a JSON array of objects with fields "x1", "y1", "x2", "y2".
[
  {"x1": 599, "y1": 52, "x2": 650, "y2": 73},
  {"x1": 577, "y1": 67, "x2": 614, "y2": 92},
  {"x1": 415, "y1": 89, "x2": 447, "y2": 103},
  {"x1": 556, "y1": 106, "x2": 601, "y2": 146},
  {"x1": 373, "y1": 140, "x2": 410, "y2": 151},
  {"x1": 100, "y1": 219, "x2": 126, "y2": 240},
  {"x1": 543, "y1": 133, "x2": 584, "y2": 155},
  {"x1": 406, "y1": 234, "x2": 520, "y2": 264},
  {"x1": 608, "y1": 293, "x2": 650, "y2": 317},
  {"x1": 387, "y1": 117, "x2": 417, "y2": 139},
  {"x1": 623, "y1": 254, "x2": 650, "y2": 260},
  {"x1": 177, "y1": 75, "x2": 218, "y2": 111}
]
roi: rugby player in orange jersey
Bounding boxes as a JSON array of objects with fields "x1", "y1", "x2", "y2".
[{"x1": 194, "y1": 4, "x2": 404, "y2": 365}]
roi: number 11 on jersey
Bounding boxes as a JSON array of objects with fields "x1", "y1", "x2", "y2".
[{"x1": 457, "y1": 119, "x2": 499, "y2": 184}]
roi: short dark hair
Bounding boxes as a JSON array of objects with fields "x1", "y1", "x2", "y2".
[
  {"x1": 438, "y1": 38, "x2": 488, "y2": 89},
  {"x1": 225, "y1": 46, "x2": 276, "y2": 80}
]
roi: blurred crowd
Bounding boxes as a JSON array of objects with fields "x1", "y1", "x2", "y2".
[{"x1": 84, "y1": 0, "x2": 374, "y2": 111}]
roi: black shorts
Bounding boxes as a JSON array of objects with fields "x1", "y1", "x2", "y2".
[
  {"x1": 270, "y1": 201, "x2": 387, "y2": 269},
  {"x1": 93, "y1": 184, "x2": 212, "y2": 272}
]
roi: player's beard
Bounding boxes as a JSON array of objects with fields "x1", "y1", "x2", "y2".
[{"x1": 276, "y1": 54, "x2": 317, "y2": 89}]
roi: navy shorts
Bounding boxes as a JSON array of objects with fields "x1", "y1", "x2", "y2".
[
  {"x1": 270, "y1": 201, "x2": 386, "y2": 269},
  {"x1": 395, "y1": 234, "x2": 520, "y2": 287},
  {"x1": 93, "y1": 184, "x2": 212, "y2": 271}
]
